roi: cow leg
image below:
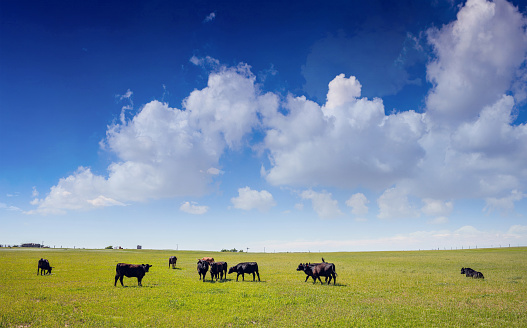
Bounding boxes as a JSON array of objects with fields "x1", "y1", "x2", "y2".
[
  {"x1": 114, "y1": 275, "x2": 120, "y2": 286},
  {"x1": 138, "y1": 277, "x2": 142, "y2": 286},
  {"x1": 252, "y1": 272, "x2": 256, "y2": 281}
]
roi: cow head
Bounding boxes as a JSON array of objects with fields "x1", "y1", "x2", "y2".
[
  {"x1": 461, "y1": 268, "x2": 465, "y2": 274},
  {"x1": 142, "y1": 264, "x2": 152, "y2": 272},
  {"x1": 296, "y1": 263, "x2": 305, "y2": 271},
  {"x1": 228, "y1": 266, "x2": 237, "y2": 274}
]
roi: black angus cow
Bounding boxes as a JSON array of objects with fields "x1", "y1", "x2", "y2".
[
  {"x1": 297, "y1": 262, "x2": 324, "y2": 282},
  {"x1": 114, "y1": 263, "x2": 152, "y2": 286},
  {"x1": 197, "y1": 259, "x2": 209, "y2": 281},
  {"x1": 461, "y1": 267, "x2": 484, "y2": 279},
  {"x1": 169, "y1": 256, "x2": 177, "y2": 269},
  {"x1": 298, "y1": 262, "x2": 337, "y2": 285},
  {"x1": 228, "y1": 262, "x2": 260, "y2": 282},
  {"x1": 210, "y1": 261, "x2": 228, "y2": 281},
  {"x1": 296, "y1": 258, "x2": 336, "y2": 284},
  {"x1": 37, "y1": 258, "x2": 52, "y2": 275}
]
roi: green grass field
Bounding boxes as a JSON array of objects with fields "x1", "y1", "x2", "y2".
[{"x1": 1, "y1": 247, "x2": 526, "y2": 327}]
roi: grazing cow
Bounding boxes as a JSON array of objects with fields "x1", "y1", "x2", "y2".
[
  {"x1": 37, "y1": 258, "x2": 52, "y2": 275},
  {"x1": 228, "y1": 262, "x2": 260, "y2": 282},
  {"x1": 201, "y1": 257, "x2": 215, "y2": 264},
  {"x1": 298, "y1": 262, "x2": 337, "y2": 285},
  {"x1": 461, "y1": 267, "x2": 484, "y2": 279},
  {"x1": 210, "y1": 261, "x2": 228, "y2": 281},
  {"x1": 114, "y1": 263, "x2": 152, "y2": 287},
  {"x1": 197, "y1": 259, "x2": 209, "y2": 281},
  {"x1": 169, "y1": 256, "x2": 177, "y2": 269}
]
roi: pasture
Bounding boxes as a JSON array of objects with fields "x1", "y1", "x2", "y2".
[{"x1": 0, "y1": 247, "x2": 526, "y2": 327}]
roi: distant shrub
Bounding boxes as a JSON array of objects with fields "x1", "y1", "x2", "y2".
[
  {"x1": 105, "y1": 246, "x2": 113, "y2": 249},
  {"x1": 221, "y1": 248, "x2": 241, "y2": 252}
]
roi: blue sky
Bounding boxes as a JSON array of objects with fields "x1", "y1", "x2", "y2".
[{"x1": 1, "y1": 0, "x2": 527, "y2": 251}]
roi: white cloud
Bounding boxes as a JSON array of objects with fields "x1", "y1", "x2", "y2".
[
  {"x1": 0, "y1": 203, "x2": 21, "y2": 212},
  {"x1": 346, "y1": 193, "x2": 369, "y2": 216},
  {"x1": 30, "y1": 0, "x2": 527, "y2": 218},
  {"x1": 377, "y1": 187, "x2": 420, "y2": 220},
  {"x1": 484, "y1": 190, "x2": 525, "y2": 214},
  {"x1": 421, "y1": 199, "x2": 453, "y2": 217},
  {"x1": 257, "y1": 224, "x2": 527, "y2": 252},
  {"x1": 30, "y1": 65, "x2": 278, "y2": 214},
  {"x1": 425, "y1": 0, "x2": 527, "y2": 126},
  {"x1": 301, "y1": 189, "x2": 343, "y2": 219},
  {"x1": 87, "y1": 196, "x2": 126, "y2": 208},
  {"x1": 180, "y1": 201, "x2": 209, "y2": 215},
  {"x1": 231, "y1": 187, "x2": 276, "y2": 212},
  {"x1": 263, "y1": 74, "x2": 426, "y2": 190},
  {"x1": 204, "y1": 12, "x2": 216, "y2": 23},
  {"x1": 32, "y1": 187, "x2": 39, "y2": 198}
]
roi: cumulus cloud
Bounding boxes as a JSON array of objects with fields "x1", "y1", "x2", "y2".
[
  {"x1": 425, "y1": 0, "x2": 527, "y2": 126},
  {"x1": 346, "y1": 193, "x2": 369, "y2": 217},
  {"x1": 301, "y1": 189, "x2": 343, "y2": 219},
  {"x1": 231, "y1": 187, "x2": 276, "y2": 212},
  {"x1": 263, "y1": 74, "x2": 426, "y2": 190},
  {"x1": 421, "y1": 199, "x2": 453, "y2": 216},
  {"x1": 29, "y1": 0, "x2": 527, "y2": 219},
  {"x1": 30, "y1": 65, "x2": 277, "y2": 215},
  {"x1": 377, "y1": 187, "x2": 420, "y2": 220},
  {"x1": 180, "y1": 201, "x2": 209, "y2": 215},
  {"x1": 484, "y1": 190, "x2": 525, "y2": 214}
]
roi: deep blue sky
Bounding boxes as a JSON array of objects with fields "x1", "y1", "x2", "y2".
[{"x1": 1, "y1": 0, "x2": 526, "y2": 251}]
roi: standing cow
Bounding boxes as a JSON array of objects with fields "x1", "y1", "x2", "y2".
[
  {"x1": 114, "y1": 263, "x2": 152, "y2": 287},
  {"x1": 228, "y1": 262, "x2": 260, "y2": 281},
  {"x1": 197, "y1": 259, "x2": 209, "y2": 281},
  {"x1": 168, "y1": 256, "x2": 177, "y2": 269},
  {"x1": 210, "y1": 261, "x2": 228, "y2": 281},
  {"x1": 298, "y1": 262, "x2": 337, "y2": 285},
  {"x1": 37, "y1": 258, "x2": 52, "y2": 275}
]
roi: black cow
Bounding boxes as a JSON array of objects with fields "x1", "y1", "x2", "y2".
[
  {"x1": 228, "y1": 262, "x2": 260, "y2": 281},
  {"x1": 197, "y1": 259, "x2": 209, "y2": 281},
  {"x1": 461, "y1": 267, "x2": 484, "y2": 279},
  {"x1": 114, "y1": 263, "x2": 152, "y2": 286},
  {"x1": 210, "y1": 261, "x2": 228, "y2": 281},
  {"x1": 296, "y1": 262, "x2": 324, "y2": 282},
  {"x1": 169, "y1": 256, "x2": 177, "y2": 269},
  {"x1": 298, "y1": 262, "x2": 337, "y2": 285},
  {"x1": 37, "y1": 258, "x2": 52, "y2": 275}
]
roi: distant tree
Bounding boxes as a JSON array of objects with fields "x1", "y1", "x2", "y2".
[{"x1": 105, "y1": 246, "x2": 113, "y2": 249}]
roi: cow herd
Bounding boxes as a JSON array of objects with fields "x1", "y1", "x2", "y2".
[{"x1": 36, "y1": 257, "x2": 485, "y2": 287}]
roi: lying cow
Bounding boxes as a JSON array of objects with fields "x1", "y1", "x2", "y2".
[
  {"x1": 37, "y1": 258, "x2": 52, "y2": 275},
  {"x1": 197, "y1": 259, "x2": 209, "y2": 281},
  {"x1": 461, "y1": 267, "x2": 484, "y2": 279},
  {"x1": 169, "y1": 256, "x2": 177, "y2": 269},
  {"x1": 228, "y1": 262, "x2": 260, "y2": 281},
  {"x1": 298, "y1": 262, "x2": 337, "y2": 285},
  {"x1": 114, "y1": 263, "x2": 152, "y2": 286},
  {"x1": 210, "y1": 261, "x2": 228, "y2": 281}
]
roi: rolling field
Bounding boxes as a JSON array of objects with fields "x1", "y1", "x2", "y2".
[{"x1": 1, "y1": 247, "x2": 526, "y2": 327}]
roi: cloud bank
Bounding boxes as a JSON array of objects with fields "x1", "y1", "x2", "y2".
[{"x1": 30, "y1": 0, "x2": 527, "y2": 220}]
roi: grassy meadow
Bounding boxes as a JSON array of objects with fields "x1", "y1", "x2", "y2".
[{"x1": 0, "y1": 247, "x2": 526, "y2": 327}]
